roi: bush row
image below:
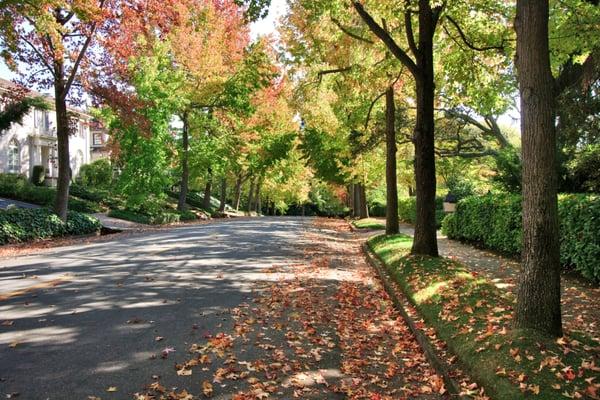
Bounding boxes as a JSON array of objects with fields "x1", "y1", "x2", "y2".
[
  {"x1": 0, "y1": 208, "x2": 101, "y2": 245},
  {"x1": 107, "y1": 208, "x2": 196, "y2": 225},
  {"x1": 398, "y1": 196, "x2": 446, "y2": 228},
  {"x1": 442, "y1": 193, "x2": 600, "y2": 282},
  {"x1": 0, "y1": 174, "x2": 102, "y2": 213}
]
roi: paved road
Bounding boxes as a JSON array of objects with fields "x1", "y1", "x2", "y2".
[
  {"x1": 0, "y1": 217, "x2": 310, "y2": 399},
  {"x1": 0, "y1": 197, "x2": 40, "y2": 209}
]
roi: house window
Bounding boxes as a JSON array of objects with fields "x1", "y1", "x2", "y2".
[
  {"x1": 79, "y1": 121, "x2": 86, "y2": 138},
  {"x1": 34, "y1": 109, "x2": 49, "y2": 133},
  {"x1": 93, "y1": 132, "x2": 103, "y2": 146},
  {"x1": 7, "y1": 138, "x2": 20, "y2": 173}
]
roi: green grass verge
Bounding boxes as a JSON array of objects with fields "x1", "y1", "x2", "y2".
[
  {"x1": 352, "y1": 218, "x2": 385, "y2": 230},
  {"x1": 367, "y1": 234, "x2": 599, "y2": 400}
]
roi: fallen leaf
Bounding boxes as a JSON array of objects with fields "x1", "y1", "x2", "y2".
[{"x1": 202, "y1": 381, "x2": 213, "y2": 397}]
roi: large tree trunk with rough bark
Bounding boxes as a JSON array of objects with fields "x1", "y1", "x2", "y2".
[
  {"x1": 178, "y1": 115, "x2": 189, "y2": 211},
  {"x1": 358, "y1": 183, "x2": 368, "y2": 219},
  {"x1": 234, "y1": 173, "x2": 243, "y2": 211},
  {"x1": 203, "y1": 169, "x2": 213, "y2": 210},
  {"x1": 54, "y1": 81, "x2": 70, "y2": 222},
  {"x1": 385, "y1": 86, "x2": 400, "y2": 234},
  {"x1": 514, "y1": 0, "x2": 562, "y2": 337},
  {"x1": 219, "y1": 177, "x2": 227, "y2": 212},
  {"x1": 411, "y1": 5, "x2": 438, "y2": 257}
]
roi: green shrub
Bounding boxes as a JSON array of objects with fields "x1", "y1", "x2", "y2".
[
  {"x1": 178, "y1": 210, "x2": 197, "y2": 221},
  {"x1": 442, "y1": 193, "x2": 600, "y2": 282},
  {"x1": 107, "y1": 208, "x2": 182, "y2": 225},
  {"x1": 368, "y1": 201, "x2": 386, "y2": 217},
  {"x1": 0, "y1": 173, "x2": 101, "y2": 213},
  {"x1": 568, "y1": 144, "x2": 600, "y2": 193},
  {"x1": 31, "y1": 165, "x2": 45, "y2": 186},
  {"x1": 0, "y1": 208, "x2": 100, "y2": 245},
  {"x1": 78, "y1": 159, "x2": 113, "y2": 188},
  {"x1": 398, "y1": 196, "x2": 446, "y2": 228}
]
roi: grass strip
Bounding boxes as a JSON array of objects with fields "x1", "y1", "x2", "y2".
[
  {"x1": 352, "y1": 218, "x2": 385, "y2": 230},
  {"x1": 367, "y1": 233, "x2": 599, "y2": 400}
]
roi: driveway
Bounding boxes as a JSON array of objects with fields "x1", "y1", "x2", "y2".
[
  {"x1": 0, "y1": 218, "x2": 311, "y2": 399},
  {"x1": 0, "y1": 198, "x2": 40, "y2": 209}
]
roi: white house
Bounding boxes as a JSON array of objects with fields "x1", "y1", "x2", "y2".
[{"x1": 0, "y1": 78, "x2": 104, "y2": 184}]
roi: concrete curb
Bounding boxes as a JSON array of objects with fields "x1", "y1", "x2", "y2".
[{"x1": 361, "y1": 242, "x2": 469, "y2": 399}]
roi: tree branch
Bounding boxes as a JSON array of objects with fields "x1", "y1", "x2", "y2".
[
  {"x1": 404, "y1": 5, "x2": 419, "y2": 57},
  {"x1": 444, "y1": 15, "x2": 505, "y2": 53},
  {"x1": 352, "y1": 1, "x2": 419, "y2": 77},
  {"x1": 364, "y1": 90, "x2": 386, "y2": 130},
  {"x1": 62, "y1": 0, "x2": 106, "y2": 98},
  {"x1": 331, "y1": 17, "x2": 374, "y2": 44}
]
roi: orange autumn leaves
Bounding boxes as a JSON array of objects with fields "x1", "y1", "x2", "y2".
[{"x1": 134, "y1": 219, "x2": 445, "y2": 399}]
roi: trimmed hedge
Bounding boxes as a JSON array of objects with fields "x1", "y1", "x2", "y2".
[
  {"x1": 0, "y1": 174, "x2": 101, "y2": 213},
  {"x1": 442, "y1": 193, "x2": 600, "y2": 282},
  {"x1": 398, "y1": 196, "x2": 446, "y2": 228},
  {"x1": 107, "y1": 208, "x2": 195, "y2": 225},
  {"x1": 0, "y1": 208, "x2": 101, "y2": 244}
]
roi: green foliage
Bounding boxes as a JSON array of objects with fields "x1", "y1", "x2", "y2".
[
  {"x1": 568, "y1": 144, "x2": 600, "y2": 193},
  {"x1": 0, "y1": 173, "x2": 101, "y2": 213},
  {"x1": 368, "y1": 201, "x2": 386, "y2": 217},
  {"x1": 31, "y1": 165, "x2": 45, "y2": 186},
  {"x1": 107, "y1": 208, "x2": 183, "y2": 225},
  {"x1": 492, "y1": 147, "x2": 522, "y2": 193},
  {"x1": 443, "y1": 193, "x2": 600, "y2": 282},
  {"x1": 78, "y1": 159, "x2": 113, "y2": 188},
  {"x1": 0, "y1": 208, "x2": 100, "y2": 244},
  {"x1": 445, "y1": 175, "x2": 475, "y2": 200},
  {"x1": 442, "y1": 193, "x2": 522, "y2": 255},
  {"x1": 300, "y1": 127, "x2": 349, "y2": 184},
  {"x1": 398, "y1": 197, "x2": 446, "y2": 228},
  {"x1": 0, "y1": 96, "x2": 48, "y2": 133}
]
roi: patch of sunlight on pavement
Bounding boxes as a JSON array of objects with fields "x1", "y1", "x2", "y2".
[
  {"x1": 0, "y1": 305, "x2": 56, "y2": 319},
  {"x1": 282, "y1": 369, "x2": 345, "y2": 388},
  {"x1": 94, "y1": 360, "x2": 131, "y2": 373},
  {"x1": 0, "y1": 326, "x2": 78, "y2": 346}
]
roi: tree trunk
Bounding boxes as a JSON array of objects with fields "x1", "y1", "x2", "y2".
[
  {"x1": 255, "y1": 180, "x2": 262, "y2": 214},
  {"x1": 178, "y1": 115, "x2": 189, "y2": 212},
  {"x1": 385, "y1": 85, "x2": 400, "y2": 234},
  {"x1": 411, "y1": 5, "x2": 438, "y2": 257},
  {"x1": 349, "y1": 184, "x2": 355, "y2": 217},
  {"x1": 247, "y1": 178, "x2": 256, "y2": 214},
  {"x1": 219, "y1": 176, "x2": 227, "y2": 212},
  {"x1": 53, "y1": 81, "x2": 70, "y2": 221},
  {"x1": 358, "y1": 183, "x2": 368, "y2": 219},
  {"x1": 353, "y1": 184, "x2": 360, "y2": 218},
  {"x1": 234, "y1": 173, "x2": 243, "y2": 211},
  {"x1": 203, "y1": 169, "x2": 213, "y2": 210},
  {"x1": 514, "y1": 0, "x2": 562, "y2": 337}
]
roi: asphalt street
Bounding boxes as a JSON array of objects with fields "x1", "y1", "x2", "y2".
[{"x1": 0, "y1": 217, "x2": 310, "y2": 399}]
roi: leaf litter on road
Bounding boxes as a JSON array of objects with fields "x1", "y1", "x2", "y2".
[{"x1": 134, "y1": 218, "x2": 478, "y2": 399}]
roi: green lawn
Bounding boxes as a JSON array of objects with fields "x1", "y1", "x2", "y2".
[
  {"x1": 352, "y1": 218, "x2": 385, "y2": 230},
  {"x1": 368, "y1": 234, "x2": 599, "y2": 400}
]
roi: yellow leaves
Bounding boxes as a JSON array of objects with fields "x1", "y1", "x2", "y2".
[
  {"x1": 106, "y1": 386, "x2": 117, "y2": 392},
  {"x1": 8, "y1": 341, "x2": 19, "y2": 348},
  {"x1": 201, "y1": 381, "x2": 213, "y2": 397}
]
